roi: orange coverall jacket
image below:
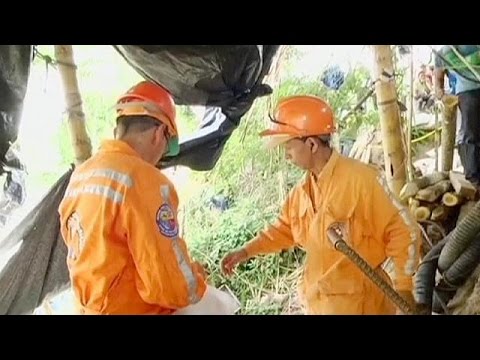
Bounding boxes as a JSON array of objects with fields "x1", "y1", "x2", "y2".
[
  {"x1": 244, "y1": 150, "x2": 420, "y2": 315},
  {"x1": 58, "y1": 140, "x2": 206, "y2": 315}
]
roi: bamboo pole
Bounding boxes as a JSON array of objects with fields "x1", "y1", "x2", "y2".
[
  {"x1": 441, "y1": 95, "x2": 459, "y2": 172},
  {"x1": 372, "y1": 45, "x2": 407, "y2": 196},
  {"x1": 407, "y1": 46, "x2": 414, "y2": 181},
  {"x1": 434, "y1": 107, "x2": 439, "y2": 172},
  {"x1": 54, "y1": 45, "x2": 92, "y2": 165}
]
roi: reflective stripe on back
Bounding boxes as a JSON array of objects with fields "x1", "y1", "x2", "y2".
[
  {"x1": 71, "y1": 168, "x2": 133, "y2": 188},
  {"x1": 161, "y1": 184, "x2": 199, "y2": 304},
  {"x1": 65, "y1": 184, "x2": 124, "y2": 204}
]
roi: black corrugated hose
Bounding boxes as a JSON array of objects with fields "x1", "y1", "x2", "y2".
[
  {"x1": 439, "y1": 200, "x2": 480, "y2": 271},
  {"x1": 415, "y1": 200, "x2": 480, "y2": 314}
]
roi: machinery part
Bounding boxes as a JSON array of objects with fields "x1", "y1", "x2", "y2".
[
  {"x1": 438, "y1": 200, "x2": 480, "y2": 271},
  {"x1": 326, "y1": 224, "x2": 418, "y2": 315}
]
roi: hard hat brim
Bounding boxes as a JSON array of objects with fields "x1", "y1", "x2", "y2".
[{"x1": 262, "y1": 134, "x2": 295, "y2": 149}]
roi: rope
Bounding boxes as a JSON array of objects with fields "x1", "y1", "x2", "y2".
[
  {"x1": 448, "y1": 45, "x2": 480, "y2": 83},
  {"x1": 33, "y1": 47, "x2": 77, "y2": 70},
  {"x1": 411, "y1": 128, "x2": 441, "y2": 144},
  {"x1": 418, "y1": 223, "x2": 433, "y2": 252}
]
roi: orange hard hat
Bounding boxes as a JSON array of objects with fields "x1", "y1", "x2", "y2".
[
  {"x1": 260, "y1": 95, "x2": 335, "y2": 142},
  {"x1": 115, "y1": 81, "x2": 179, "y2": 156}
]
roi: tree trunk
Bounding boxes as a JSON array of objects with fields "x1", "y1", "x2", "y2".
[
  {"x1": 441, "y1": 95, "x2": 458, "y2": 172},
  {"x1": 372, "y1": 45, "x2": 407, "y2": 196},
  {"x1": 54, "y1": 45, "x2": 92, "y2": 165}
]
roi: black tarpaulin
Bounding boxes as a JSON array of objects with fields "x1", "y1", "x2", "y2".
[
  {"x1": 0, "y1": 45, "x2": 32, "y2": 171},
  {"x1": 113, "y1": 45, "x2": 279, "y2": 170},
  {"x1": 0, "y1": 169, "x2": 72, "y2": 315},
  {"x1": 0, "y1": 46, "x2": 32, "y2": 226},
  {"x1": 0, "y1": 45, "x2": 279, "y2": 173}
]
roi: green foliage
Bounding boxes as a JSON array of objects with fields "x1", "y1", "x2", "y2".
[
  {"x1": 275, "y1": 67, "x2": 379, "y2": 137},
  {"x1": 185, "y1": 194, "x2": 304, "y2": 314}
]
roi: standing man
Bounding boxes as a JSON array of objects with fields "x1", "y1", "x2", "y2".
[
  {"x1": 434, "y1": 45, "x2": 480, "y2": 190},
  {"x1": 221, "y1": 95, "x2": 420, "y2": 315},
  {"x1": 59, "y1": 81, "x2": 207, "y2": 315}
]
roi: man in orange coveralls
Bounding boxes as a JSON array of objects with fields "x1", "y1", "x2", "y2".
[
  {"x1": 58, "y1": 81, "x2": 206, "y2": 315},
  {"x1": 221, "y1": 95, "x2": 420, "y2": 315}
]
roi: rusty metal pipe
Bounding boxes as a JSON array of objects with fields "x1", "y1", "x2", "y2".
[{"x1": 326, "y1": 225, "x2": 417, "y2": 315}]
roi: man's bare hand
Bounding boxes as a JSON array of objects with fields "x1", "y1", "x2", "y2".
[
  {"x1": 193, "y1": 261, "x2": 208, "y2": 279},
  {"x1": 221, "y1": 249, "x2": 249, "y2": 276}
]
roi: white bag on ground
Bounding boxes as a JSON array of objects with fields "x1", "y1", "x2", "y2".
[
  {"x1": 174, "y1": 285, "x2": 241, "y2": 315},
  {"x1": 34, "y1": 285, "x2": 241, "y2": 315}
]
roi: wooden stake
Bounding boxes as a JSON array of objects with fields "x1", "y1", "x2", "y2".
[
  {"x1": 54, "y1": 45, "x2": 92, "y2": 165},
  {"x1": 372, "y1": 45, "x2": 407, "y2": 196},
  {"x1": 407, "y1": 46, "x2": 414, "y2": 181},
  {"x1": 441, "y1": 95, "x2": 459, "y2": 172}
]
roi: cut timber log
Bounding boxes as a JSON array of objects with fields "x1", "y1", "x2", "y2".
[
  {"x1": 399, "y1": 172, "x2": 448, "y2": 201},
  {"x1": 431, "y1": 205, "x2": 451, "y2": 222},
  {"x1": 415, "y1": 206, "x2": 431, "y2": 222},
  {"x1": 449, "y1": 171, "x2": 478, "y2": 200},
  {"x1": 409, "y1": 198, "x2": 420, "y2": 212},
  {"x1": 442, "y1": 192, "x2": 465, "y2": 207},
  {"x1": 415, "y1": 180, "x2": 452, "y2": 203}
]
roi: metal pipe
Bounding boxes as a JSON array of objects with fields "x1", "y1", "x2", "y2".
[{"x1": 326, "y1": 224, "x2": 417, "y2": 315}]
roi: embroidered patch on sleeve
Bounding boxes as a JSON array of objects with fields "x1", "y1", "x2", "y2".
[{"x1": 156, "y1": 203, "x2": 179, "y2": 238}]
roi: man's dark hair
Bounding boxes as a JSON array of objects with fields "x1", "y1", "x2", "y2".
[{"x1": 116, "y1": 115, "x2": 160, "y2": 138}]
